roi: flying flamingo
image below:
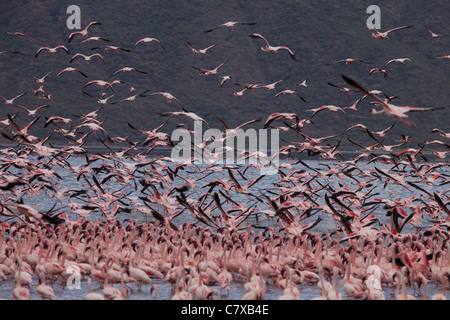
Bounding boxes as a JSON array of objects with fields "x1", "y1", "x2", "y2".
[
  {"x1": 428, "y1": 29, "x2": 443, "y2": 38},
  {"x1": 25, "y1": 70, "x2": 53, "y2": 84},
  {"x1": 384, "y1": 58, "x2": 411, "y2": 67},
  {"x1": 5, "y1": 31, "x2": 32, "y2": 36},
  {"x1": 55, "y1": 67, "x2": 88, "y2": 78},
  {"x1": 263, "y1": 112, "x2": 298, "y2": 128},
  {"x1": 306, "y1": 105, "x2": 347, "y2": 120},
  {"x1": 342, "y1": 74, "x2": 449, "y2": 125},
  {"x1": 185, "y1": 41, "x2": 217, "y2": 55},
  {"x1": 192, "y1": 60, "x2": 228, "y2": 76},
  {"x1": 118, "y1": 90, "x2": 150, "y2": 103},
  {"x1": 147, "y1": 91, "x2": 184, "y2": 108},
  {"x1": 110, "y1": 67, "x2": 148, "y2": 78},
  {"x1": 133, "y1": 37, "x2": 165, "y2": 49},
  {"x1": 81, "y1": 36, "x2": 111, "y2": 43},
  {"x1": 294, "y1": 79, "x2": 308, "y2": 87},
  {"x1": 356, "y1": 17, "x2": 414, "y2": 39},
  {"x1": 70, "y1": 53, "x2": 105, "y2": 64},
  {"x1": 273, "y1": 89, "x2": 306, "y2": 102},
  {"x1": 82, "y1": 91, "x2": 118, "y2": 104},
  {"x1": 15, "y1": 104, "x2": 49, "y2": 117},
  {"x1": 249, "y1": 33, "x2": 296, "y2": 60},
  {"x1": 91, "y1": 46, "x2": 131, "y2": 52},
  {"x1": 0, "y1": 92, "x2": 27, "y2": 105},
  {"x1": 0, "y1": 51, "x2": 20, "y2": 55},
  {"x1": 83, "y1": 79, "x2": 124, "y2": 90},
  {"x1": 219, "y1": 75, "x2": 232, "y2": 87},
  {"x1": 369, "y1": 68, "x2": 391, "y2": 80},
  {"x1": 35, "y1": 45, "x2": 70, "y2": 58},
  {"x1": 204, "y1": 21, "x2": 256, "y2": 33},
  {"x1": 68, "y1": 21, "x2": 102, "y2": 42},
  {"x1": 331, "y1": 58, "x2": 372, "y2": 65}
]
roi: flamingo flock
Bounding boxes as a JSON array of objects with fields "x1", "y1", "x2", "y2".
[{"x1": 0, "y1": 11, "x2": 449, "y2": 302}]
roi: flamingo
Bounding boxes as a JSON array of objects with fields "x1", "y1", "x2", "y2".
[
  {"x1": 204, "y1": 21, "x2": 256, "y2": 33},
  {"x1": 185, "y1": 41, "x2": 217, "y2": 55},
  {"x1": 384, "y1": 58, "x2": 411, "y2": 67},
  {"x1": 294, "y1": 79, "x2": 308, "y2": 87},
  {"x1": 5, "y1": 31, "x2": 31, "y2": 36},
  {"x1": 35, "y1": 45, "x2": 70, "y2": 58},
  {"x1": 356, "y1": 17, "x2": 414, "y2": 39},
  {"x1": 82, "y1": 91, "x2": 118, "y2": 104},
  {"x1": 68, "y1": 21, "x2": 102, "y2": 42},
  {"x1": 55, "y1": 67, "x2": 88, "y2": 78},
  {"x1": 273, "y1": 90, "x2": 306, "y2": 102},
  {"x1": 133, "y1": 37, "x2": 165, "y2": 49},
  {"x1": 342, "y1": 74, "x2": 449, "y2": 126},
  {"x1": 83, "y1": 79, "x2": 124, "y2": 90},
  {"x1": 428, "y1": 29, "x2": 443, "y2": 38},
  {"x1": 91, "y1": 46, "x2": 131, "y2": 52},
  {"x1": 13, "y1": 271, "x2": 30, "y2": 300},
  {"x1": 369, "y1": 68, "x2": 391, "y2": 80},
  {"x1": 192, "y1": 60, "x2": 228, "y2": 76},
  {"x1": 110, "y1": 67, "x2": 148, "y2": 77},
  {"x1": 0, "y1": 51, "x2": 20, "y2": 55},
  {"x1": 147, "y1": 91, "x2": 184, "y2": 108},
  {"x1": 36, "y1": 271, "x2": 56, "y2": 300},
  {"x1": 15, "y1": 105, "x2": 49, "y2": 117},
  {"x1": 85, "y1": 277, "x2": 105, "y2": 300},
  {"x1": 81, "y1": 36, "x2": 111, "y2": 43},
  {"x1": 70, "y1": 53, "x2": 105, "y2": 64},
  {"x1": 327, "y1": 267, "x2": 342, "y2": 300},
  {"x1": 0, "y1": 92, "x2": 27, "y2": 105},
  {"x1": 25, "y1": 70, "x2": 53, "y2": 84},
  {"x1": 249, "y1": 33, "x2": 296, "y2": 60},
  {"x1": 127, "y1": 253, "x2": 153, "y2": 290},
  {"x1": 332, "y1": 58, "x2": 372, "y2": 65}
]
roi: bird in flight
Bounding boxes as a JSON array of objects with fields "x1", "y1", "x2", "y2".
[
  {"x1": 82, "y1": 91, "x2": 118, "y2": 105},
  {"x1": 428, "y1": 29, "x2": 443, "y2": 38},
  {"x1": 91, "y1": 46, "x2": 131, "y2": 53},
  {"x1": 70, "y1": 53, "x2": 105, "y2": 64},
  {"x1": 0, "y1": 92, "x2": 27, "y2": 105},
  {"x1": 384, "y1": 58, "x2": 411, "y2": 68},
  {"x1": 192, "y1": 60, "x2": 228, "y2": 76},
  {"x1": 109, "y1": 67, "x2": 147, "y2": 78},
  {"x1": 5, "y1": 31, "x2": 31, "y2": 37},
  {"x1": 204, "y1": 21, "x2": 256, "y2": 33},
  {"x1": 185, "y1": 41, "x2": 217, "y2": 55},
  {"x1": 15, "y1": 104, "x2": 49, "y2": 117},
  {"x1": 55, "y1": 67, "x2": 88, "y2": 78},
  {"x1": 273, "y1": 90, "x2": 306, "y2": 102},
  {"x1": 355, "y1": 17, "x2": 413, "y2": 39},
  {"x1": 133, "y1": 37, "x2": 165, "y2": 50},
  {"x1": 81, "y1": 36, "x2": 111, "y2": 44},
  {"x1": 249, "y1": 33, "x2": 296, "y2": 61},
  {"x1": 68, "y1": 21, "x2": 102, "y2": 42},
  {"x1": 24, "y1": 70, "x2": 53, "y2": 84},
  {"x1": 0, "y1": 51, "x2": 20, "y2": 55},
  {"x1": 35, "y1": 45, "x2": 69, "y2": 58},
  {"x1": 342, "y1": 74, "x2": 449, "y2": 125},
  {"x1": 369, "y1": 68, "x2": 390, "y2": 80},
  {"x1": 330, "y1": 58, "x2": 372, "y2": 65}
]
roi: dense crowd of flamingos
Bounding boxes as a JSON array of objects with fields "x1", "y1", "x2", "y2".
[{"x1": 0, "y1": 16, "x2": 449, "y2": 300}]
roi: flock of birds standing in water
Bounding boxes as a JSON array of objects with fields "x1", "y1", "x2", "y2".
[{"x1": 0, "y1": 15, "x2": 449, "y2": 301}]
